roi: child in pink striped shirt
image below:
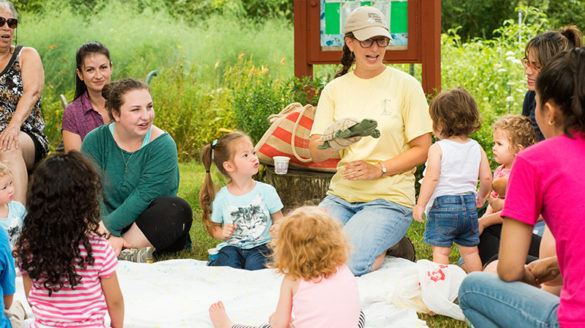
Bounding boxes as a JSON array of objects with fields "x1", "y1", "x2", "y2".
[{"x1": 14, "y1": 151, "x2": 124, "y2": 328}]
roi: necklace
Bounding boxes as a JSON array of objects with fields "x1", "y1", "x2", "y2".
[
  {"x1": 113, "y1": 124, "x2": 139, "y2": 173},
  {"x1": 119, "y1": 148, "x2": 135, "y2": 173}
]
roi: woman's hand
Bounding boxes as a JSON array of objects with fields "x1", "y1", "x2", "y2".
[
  {"x1": 526, "y1": 256, "x2": 560, "y2": 286},
  {"x1": 0, "y1": 125, "x2": 21, "y2": 151},
  {"x1": 342, "y1": 160, "x2": 382, "y2": 180},
  {"x1": 222, "y1": 224, "x2": 236, "y2": 240}
]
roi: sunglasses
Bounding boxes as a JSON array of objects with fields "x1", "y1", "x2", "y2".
[{"x1": 0, "y1": 17, "x2": 17, "y2": 29}]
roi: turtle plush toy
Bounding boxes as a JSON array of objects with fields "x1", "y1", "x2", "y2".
[{"x1": 318, "y1": 118, "x2": 381, "y2": 150}]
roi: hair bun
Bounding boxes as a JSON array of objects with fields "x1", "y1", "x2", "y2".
[
  {"x1": 101, "y1": 82, "x2": 114, "y2": 100},
  {"x1": 561, "y1": 25, "x2": 583, "y2": 48}
]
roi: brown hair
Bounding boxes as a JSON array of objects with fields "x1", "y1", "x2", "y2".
[
  {"x1": 334, "y1": 33, "x2": 356, "y2": 78},
  {"x1": 101, "y1": 78, "x2": 149, "y2": 121},
  {"x1": 269, "y1": 206, "x2": 350, "y2": 281},
  {"x1": 536, "y1": 47, "x2": 585, "y2": 137},
  {"x1": 75, "y1": 41, "x2": 111, "y2": 100},
  {"x1": 492, "y1": 114, "x2": 538, "y2": 154},
  {"x1": 525, "y1": 25, "x2": 582, "y2": 68},
  {"x1": 429, "y1": 87, "x2": 481, "y2": 138},
  {"x1": 198, "y1": 131, "x2": 252, "y2": 235}
]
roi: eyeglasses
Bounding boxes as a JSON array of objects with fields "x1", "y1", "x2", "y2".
[
  {"x1": 521, "y1": 57, "x2": 541, "y2": 72},
  {"x1": 357, "y1": 37, "x2": 389, "y2": 48},
  {"x1": 0, "y1": 17, "x2": 17, "y2": 29}
]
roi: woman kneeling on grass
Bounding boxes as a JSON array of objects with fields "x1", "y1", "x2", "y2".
[
  {"x1": 82, "y1": 78, "x2": 192, "y2": 261},
  {"x1": 309, "y1": 6, "x2": 432, "y2": 276},
  {"x1": 458, "y1": 47, "x2": 585, "y2": 327}
]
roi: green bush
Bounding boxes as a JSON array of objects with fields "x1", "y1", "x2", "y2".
[
  {"x1": 17, "y1": 0, "x2": 292, "y2": 155},
  {"x1": 227, "y1": 56, "x2": 326, "y2": 143}
]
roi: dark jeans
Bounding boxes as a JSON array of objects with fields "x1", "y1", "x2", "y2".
[{"x1": 210, "y1": 244, "x2": 271, "y2": 270}]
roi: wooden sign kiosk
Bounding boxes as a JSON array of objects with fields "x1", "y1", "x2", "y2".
[{"x1": 294, "y1": 0, "x2": 441, "y2": 95}]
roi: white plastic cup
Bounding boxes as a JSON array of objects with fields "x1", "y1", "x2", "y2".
[
  {"x1": 208, "y1": 248, "x2": 219, "y2": 262},
  {"x1": 273, "y1": 156, "x2": 290, "y2": 174}
]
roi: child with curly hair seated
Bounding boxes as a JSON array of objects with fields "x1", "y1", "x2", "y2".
[
  {"x1": 476, "y1": 115, "x2": 539, "y2": 271},
  {"x1": 209, "y1": 206, "x2": 364, "y2": 328}
]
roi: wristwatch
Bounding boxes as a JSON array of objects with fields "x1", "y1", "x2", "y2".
[{"x1": 379, "y1": 162, "x2": 387, "y2": 177}]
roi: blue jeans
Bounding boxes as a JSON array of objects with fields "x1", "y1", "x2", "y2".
[
  {"x1": 424, "y1": 194, "x2": 479, "y2": 247},
  {"x1": 459, "y1": 272, "x2": 560, "y2": 328},
  {"x1": 319, "y1": 195, "x2": 412, "y2": 276},
  {"x1": 210, "y1": 244, "x2": 271, "y2": 270}
]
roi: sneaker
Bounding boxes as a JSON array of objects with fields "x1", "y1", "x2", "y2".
[
  {"x1": 386, "y1": 237, "x2": 416, "y2": 262},
  {"x1": 118, "y1": 247, "x2": 154, "y2": 263}
]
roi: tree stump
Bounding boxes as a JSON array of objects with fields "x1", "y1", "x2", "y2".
[{"x1": 265, "y1": 166, "x2": 334, "y2": 214}]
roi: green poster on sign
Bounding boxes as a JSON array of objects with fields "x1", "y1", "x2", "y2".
[
  {"x1": 325, "y1": 2, "x2": 341, "y2": 34},
  {"x1": 391, "y1": 1, "x2": 407, "y2": 34},
  {"x1": 321, "y1": 0, "x2": 407, "y2": 50}
]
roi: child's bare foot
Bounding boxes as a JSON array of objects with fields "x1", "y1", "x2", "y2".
[{"x1": 209, "y1": 301, "x2": 233, "y2": 328}]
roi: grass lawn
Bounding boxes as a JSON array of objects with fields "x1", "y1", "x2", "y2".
[{"x1": 168, "y1": 161, "x2": 466, "y2": 328}]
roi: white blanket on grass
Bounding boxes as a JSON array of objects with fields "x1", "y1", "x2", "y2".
[{"x1": 14, "y1": 258, "x2": 467, "y2": 327}]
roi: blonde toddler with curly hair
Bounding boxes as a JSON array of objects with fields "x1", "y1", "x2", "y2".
[
  {"x1": 484, "y1": 114, "x2": 538, "y2": 215},
  {"x1": 209, "y1": 206, "x2": 365, "y2": 328}
]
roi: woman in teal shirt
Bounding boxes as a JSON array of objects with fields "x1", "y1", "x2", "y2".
[{"x1": 82, "y1": 78, "x2": 192, "y2": 255}]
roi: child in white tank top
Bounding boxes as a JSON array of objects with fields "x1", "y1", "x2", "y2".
[{"x1": 413, "y1": 88, "x2": 492, "y2": 273}]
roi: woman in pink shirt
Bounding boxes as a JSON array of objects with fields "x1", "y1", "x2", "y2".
[
  {"x1": 62, "y1": 41, "x2": 113, "y2": 152},
  {"x1": 209, "y1": 206, "x2": 364, "y2": 328},
  {"x1": 458, "y1": 48, "x2": 585, "y2": 327}
]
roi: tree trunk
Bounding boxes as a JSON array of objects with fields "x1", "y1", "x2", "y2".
[{"x1": 265, "y1": 166, "x2": 334, "y2": 214}]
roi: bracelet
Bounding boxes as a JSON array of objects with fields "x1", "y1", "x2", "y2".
[{"x1": 378, "y1": 162, "x2": 387, "y2": 177}]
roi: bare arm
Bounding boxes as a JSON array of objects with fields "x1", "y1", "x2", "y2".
[
  {"x1": 497, "y1": 218, "x2": 535, "y2": 284},
  {"x1": 22, "y1": 275, "x2": 31, "y2": 298},
  {"x1": 477, "y1": 147, "x2": 492, "y2": 207},
  {"x1": 3, "y1": 294, "x2": 12, "y2": 310},
  {"x1": 342, "y1": 133, "x2": 433, "y2": 181},
  {"x1": 0, "y1": 47, "x2": 44, "y2": 151},
  {"x1": 62, "y1": 130, "x2": 83, "y2": 153},
  {"x1": 413, "y1": 143, "x2": 441, "y2": 222},
  {"x1": 478, "y1": 212, "x2": 504, "y2": 235},
  {"x1": 270, "y1": 210, "x2": 284, "y2": 238},
  {"x1": 269, "y1": 276, "x2": 295, "y2": 328},
  {"x1": 309, "y1": 134, "x2": 341, "y2": 163},
  {"x1": 101, "y1": 272, "x2": 124, "y2": 328},
  {"x1": 382, "y1": 133, "x2": 432, "y2": 176},
  {"x1": 210, "y1": 222, "x2": 235, "y2": 240}
]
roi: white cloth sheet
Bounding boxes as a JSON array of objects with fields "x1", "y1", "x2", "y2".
[{"x1": 13, "y1": 258, "x2": 468, "y2": 327}]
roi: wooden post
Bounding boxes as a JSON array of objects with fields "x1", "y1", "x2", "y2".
[
  {"x1": 294, "y1": 0, "x2": 313, "y2": 78},
  {"x1": 421, "y1": 0, "x2": 442, "y2": 95}
]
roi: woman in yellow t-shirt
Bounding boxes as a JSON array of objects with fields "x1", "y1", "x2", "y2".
[{"x1": 309, "y1": 6, "x2": 432, "y2": 276}]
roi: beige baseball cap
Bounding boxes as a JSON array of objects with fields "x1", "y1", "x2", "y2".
[{"x1": 344, "y1": 6, "x2": 391, "y2": 41}]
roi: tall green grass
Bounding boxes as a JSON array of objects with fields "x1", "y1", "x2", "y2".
[
  {"x1": 17, "y1": 0, "x2": 293, "y2": 158},
  {"x1": 18, "y1": 1, "x2": 549, "y2": 166}
]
